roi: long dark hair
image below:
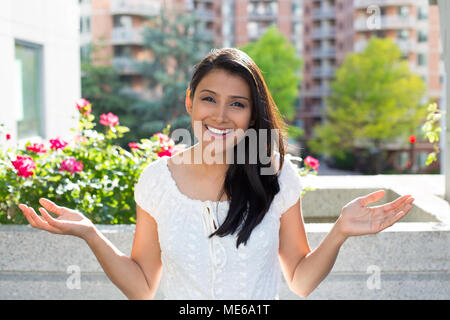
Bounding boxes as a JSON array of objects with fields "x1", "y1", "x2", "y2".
[{"x1": 189, "y1": 48, "x2": 289, "y2": 248}]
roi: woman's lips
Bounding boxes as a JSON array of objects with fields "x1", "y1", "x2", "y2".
[{"x1": 204, "y1": 125, "x2": 234, "y2": 140}]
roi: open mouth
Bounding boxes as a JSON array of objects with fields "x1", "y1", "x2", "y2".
[{"x1": 205, "y1": 125, "x2": 234, "y2": 137}]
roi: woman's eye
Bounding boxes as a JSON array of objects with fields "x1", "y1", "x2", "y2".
[
  {"x1": 231, "y1": 102, "x2": 245, "y2": 108},
  {"x1": 202, "y1": 96, "x2": 215, "y2": 102}
]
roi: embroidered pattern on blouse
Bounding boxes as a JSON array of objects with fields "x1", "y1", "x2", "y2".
[{"x1": 134, "y1": 154, "x2": 303, "y2": 299}]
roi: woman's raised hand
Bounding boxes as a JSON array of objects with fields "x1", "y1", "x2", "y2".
[
  {"x1": 336, "y1": 190, "x2": 415, "y2": 238},
  {"x1": 18, "y1": 198, "x2": 95, "y2": 240}
]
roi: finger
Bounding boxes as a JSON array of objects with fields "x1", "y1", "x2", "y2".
[
  {"x1": 381, "y1": 203, "x2": 412, "y2": 230},
  {"x1": 370, "y1": 194, "x2": 412, "y2": 212},
  {"x1": 19, "y1": 204, "x2": 38, "y2": 228},
  {"x1": 381, "y1": 195, "x2": 413, "y2": 213},
  {"x1": 38, "y1": 198, "x2": 63, "y2": 216},
  {"x1": 360, "y1": 190, "x2": 386, "y2": 207},
  {"x1": 39, "y1": 207, "x2": 65, "y2": 228},
  {"x1": 26, "y1": 205, "x2": 62, "y2": 234}
]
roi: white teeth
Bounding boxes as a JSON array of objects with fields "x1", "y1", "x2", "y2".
[{"x1": 206, "y1": 125, "x2": 233, "y2": 135}]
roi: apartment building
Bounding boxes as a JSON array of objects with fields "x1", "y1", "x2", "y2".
[
  {"x1": 79, "y1": 0, "x2": 304, "y2": 99},
  {"x1": 301, "y1": 0, "x2": 443, "y2": 173}
]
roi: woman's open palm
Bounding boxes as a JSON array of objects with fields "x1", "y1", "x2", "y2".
[
  {"x1": 18, "y1": 198, "x2": 94, "y2": 239},
  {"x1": 337, "y1": 190, "x2": 415, "y2": 237}
]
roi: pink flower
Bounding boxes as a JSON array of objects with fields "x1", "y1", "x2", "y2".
[
  {"x1": 26, "y1": 142, "x2": 47, "y2": 154},
  {"x1": 304, "y1": 156, "x2": 320, "y2": 171},
  {"x1": 49, "y1": 137, "x2": 69, "y2": 150},
  {"x1": 128, "y1": 142, "x2": 141, "y2": 150},
  {"x1": 99, "y1": 112, "x2": 119, "y2": 127},
  {"x1": 59, "y1": 157, "x2": 83, "y2": 175},
  {"x1": 76, "y1": 98, "x2": 92, "y2": 116},
  {"x1": 409, "y1": 135, "x2": 416, "y2": 144},
  {"x1": 11, "y1": 156, "x2": 36, "y2": 178},
  {"x1": 6, "y1": 133, "x2": 11, "y2": 140},
  {"x1": 153, "y1": 132, "x2": 171, "y2": 144}
]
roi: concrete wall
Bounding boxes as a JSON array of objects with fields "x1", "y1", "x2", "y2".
[
  {"x1": 1, "y1": 174, "x2": 449, "y2": 300},
  {"x1": 0, "y1": 221, "x2": 448, "y2": 300},
  {"x1": 0, "y1": 0, "x2": 80, "y2": 143}
]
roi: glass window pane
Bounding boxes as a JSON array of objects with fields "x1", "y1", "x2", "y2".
[{"x1": 14, "y1": 41, "x2": 43, "y2": 139}]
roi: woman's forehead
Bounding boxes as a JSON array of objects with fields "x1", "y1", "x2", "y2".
[{"x1": 196, "y1": 69, "x2": 251, "y2": 98}]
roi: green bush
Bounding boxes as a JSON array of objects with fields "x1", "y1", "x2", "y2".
[{"x1": 0, "y1": 99, "x2": 185, "y2": 224}]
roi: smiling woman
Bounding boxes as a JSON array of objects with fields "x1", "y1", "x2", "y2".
[{"x1": 18, "y1": 48, "x2": 415, "y2": 301}]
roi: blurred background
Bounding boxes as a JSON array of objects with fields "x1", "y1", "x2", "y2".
[{"x1": 0, "y1": 0, "x2": 445, "y2": 175}]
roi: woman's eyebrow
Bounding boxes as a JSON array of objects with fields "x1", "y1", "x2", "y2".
[{"x1": 200, "y1": 89, "x2": 250, "y2": 101}]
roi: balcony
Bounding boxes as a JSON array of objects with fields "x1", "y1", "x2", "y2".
[
  {"x1": 194, "y1": 8, "x2": 215, "y2": 21},
  {"x1": 312, "y1": 66, "x2": 335, "y2": 79},
  {"x1": 111, "y1": 27, "x2": 144, "y2": 45},
  {"x1": 312, "y1": 47, "x2": 336, "y2": 59},
  {"x1": 354, "y1": 39, "x2": 415, "y2": 53},
  {"x1": 248, "y1": 10, "x2": 277, "y2": 21},
  {"x1": 311, "y1": 7, "x2": 335, "y2": 20},
  {"x1": 311, "y1": 27, "x2": 336, "y2": 40},
  {"x1": 354, "y1": 16, "x2": 416, "y2": 31},
  {"x1": 354, "y1": 0, "x2": 416, "y2": 9},
  {"x1": 112, "y1": 56, "x2": 142, "y2": 75},
  {"x1": 110, "y1": 0, "x2": 160, "y2": 17},
  {"x1": 303, "y1": 86, "x2": 332, "y2": 97}
]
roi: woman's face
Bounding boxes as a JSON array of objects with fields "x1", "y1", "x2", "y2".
[{"x1": 186, "y1": 69, "x2": 255, "y2": 159}]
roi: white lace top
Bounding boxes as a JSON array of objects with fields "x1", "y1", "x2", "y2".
[{"x1": 134, "y1": 154, "x2": 303, "y2": 300}]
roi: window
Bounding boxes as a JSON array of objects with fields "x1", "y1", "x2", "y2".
[
  {"x1": 418, "y1": 30, "x2": 428, "y2": 43},
  {"x1": 113, "y1": 15, "x2": 132, "y2": 28},
  {"x1": 417, "y1": 53, "x2": 427, "y2": 66},
  {"x1": 14, "y1": 40, "x2": 44, "y2": 139},
  {"x1": 418, "y1": 6, "x2": 429, "y2": 20},
  {"x1": 398, "y1": 6, "x2": 410, "y2": 17},
  {"x1": 397, "y1": 29, "x2": 409, "y2": 40}
]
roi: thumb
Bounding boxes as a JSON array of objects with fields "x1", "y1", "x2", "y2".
[{"x1": 359, "y1": 190, "x2": 385, "y2": 207}]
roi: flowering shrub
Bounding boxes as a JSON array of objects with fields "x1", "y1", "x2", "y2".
[
  {"x1": 0, "y1": 100, "x2": 186, "y2": 224},
  {"x1": 0, "y1": 100, "x2": 319, "y2": 224}
]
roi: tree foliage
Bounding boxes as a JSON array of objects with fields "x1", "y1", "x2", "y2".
[
  {"x1": 131, "y1": 6, "x2": 213, "y2": 140},
  {"x1": 240, "y1": 26, "x2": 304, "y2": 139},
  {"x1": 308, "y1": 38, "x2": 428, "y2": 168}
]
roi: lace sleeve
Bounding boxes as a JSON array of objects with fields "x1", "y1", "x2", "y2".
[
  {"x1": 134, "y1": 162, "x2": 159, "y2": 219},
  {"x1": 276, "y1": 154, "x2": 304, "y2": 217}
]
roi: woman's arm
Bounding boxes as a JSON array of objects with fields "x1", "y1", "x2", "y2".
[
  {"x1": 279, "y1": 190, "x2": 414, "y2": 298},
  {"x1": 19, "y1": 199, "x2": 161, "y2": 300},
  {"x1": 288, "y1": 217, "x2": 347, "y2": 298}
]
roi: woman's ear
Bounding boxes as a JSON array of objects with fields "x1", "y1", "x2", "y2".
[{"x1": 185, "y1": 88, "x2": 192, "y2": 114}]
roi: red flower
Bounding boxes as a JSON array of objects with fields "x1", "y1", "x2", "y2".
[
  {"x1": 304, "y1": 155, "x2": 320, "y2": 171},
  {"x1": 59, "y1": 157, "x2": 83, "y2": 174},
  {"x1": 409, "y1": 135, "x2": 416, "y2": 144},
  {"x1": 6, "y1": 133, "x2": 11, "y2": 140},
  {"x1": 405, "y1": 161, "x2": 412, "y2": 168},
  {"x1": 128, "y1": 142, "x2": 141, "y2": 150},
  {"x1": 11, "y1": 156, "x2": 36, "y2": 178},
  {"x1": 49, "y1": 137, "x2": 69, "y2": 150},
  {"x1": 99, "y1": 112, "x2": 119, "y2": 127},
  {"x1": 157, "y1": 145, "x2": 174, "y2": 158},
  {"x1": 26, "y1": 142, "x2": 47, "y2": 154},
  {"x1": 76, "y1": 98, "x2": 92, "y2": 116}
]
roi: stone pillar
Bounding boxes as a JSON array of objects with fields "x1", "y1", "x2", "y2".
[{"x1": 437, "y1": 0, "x2": 450, "y2": 200}]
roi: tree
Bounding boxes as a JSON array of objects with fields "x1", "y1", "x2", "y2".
[
  {"x1": 131, "y1": 6, "x2": 213, "y2": 141},
  {"x1": 308, "y1": 37, "x2": 427, "y2": 174},
  {"x1": 240, "y1": 26, "x2": 304, "y2": 139},
  {"x1": 81, "y1": 43, "x2": 138, "y2": 148}
]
